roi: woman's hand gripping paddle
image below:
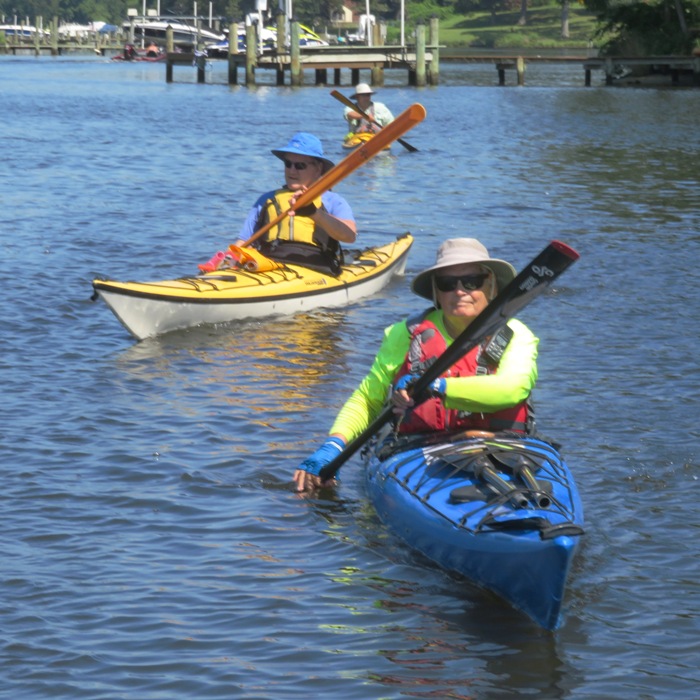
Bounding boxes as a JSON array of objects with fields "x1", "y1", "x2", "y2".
[
  {"x1": 318, "y1": 240, "x2": 581, "y2": 482},
  {"x1": 240, "y1": 103, "x2": 427, "y2": 249}
]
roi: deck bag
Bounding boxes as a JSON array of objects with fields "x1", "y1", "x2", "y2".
[{"x1": 227, "y1": 245, "x2": 283, "y2": 272}]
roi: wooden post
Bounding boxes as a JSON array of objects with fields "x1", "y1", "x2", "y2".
[
  {"x1": 166, "y1": 25, "x2": 174, "y2": 53},
  {"x1": 245, "y1": 23, "x2": 257, "y2": 85},
  {"x1": 333, "y1": 67, "x2": 341, "y2": 85},
  {"x1": 415, "y1": 21, "x2": 426, "y2": 87},
  {"x1": 497, "y1": 64, "x2": 506, "y2": 85},
  {"x1": 351, "y1": 67, "x2": 360, "y2": 85},
  {"x1": 371, "y1": 23, "x2": 383, "y2": 85},
  {"x1": 372, "y1": 22, "x2": 382, "y2": 46},
  {"x1": 166, "y1": 26, "x2": 174, "y2": 82},
  {"x1": 34, "y1": 17, "x2": 41, "y2": 56},
  {"x1": 228, "y1": 20, "x2": 239, "y2": 85},
  {"x1": 275, "y1": 10, "x2": 286, "y2": 55},
  {"x1": 196, "y1": 53, "x2": 206, "y2": 83},
  {"x1": 516, "y1": 56, "x2": 525, "y2": 86},
  {"x1": 290, "y1": 21, "x2": 301, "y2": 86},
  {"x1": 51, "y1": 16, "x2": 59, "y2": 56},
  {"x1": 429, "y1": 16, "x2": 440, "y2": 85},
  {"x1": 275, "y1": 10, "x2": 286, "y2": 85},
  {"x1": 693, "y1": 57, "x2": 700, "y2": 86},
  {"x1": 585, "y1": 66, "x2": 592, "y2": 86},
  {"x1": 604, "y1": 57, "x2": 614, "y2": 85}
]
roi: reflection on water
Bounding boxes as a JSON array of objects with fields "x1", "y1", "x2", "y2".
[{"x1": 117, "y1": 310, "x2": 347, "y2": 388}]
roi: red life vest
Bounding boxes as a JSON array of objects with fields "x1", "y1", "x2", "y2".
[{"x1": 393, "y1": 311, "x2": 531, "y2": 434}]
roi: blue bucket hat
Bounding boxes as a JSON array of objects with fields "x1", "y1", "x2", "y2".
[{"x1": 271, "y1": 132, "x2": 335, "y2": 174}]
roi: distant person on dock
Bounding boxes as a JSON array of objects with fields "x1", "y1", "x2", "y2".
[
  {"x1": 343, "y1": 83, "x2": 394, "y2": 134},
  {"x1": 235, "y1": 132, "x2": 357, "y2": 275}
]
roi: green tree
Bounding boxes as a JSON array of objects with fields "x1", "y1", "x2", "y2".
[{"x1": 583, "y1": 0, "x2": 700, "y2": 55}]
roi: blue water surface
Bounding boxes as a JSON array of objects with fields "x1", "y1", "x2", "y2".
[{"x1": 1, "y1": 54, "x2": 699, "y2": 699}]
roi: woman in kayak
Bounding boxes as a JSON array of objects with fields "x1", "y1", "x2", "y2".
[
  {"x1": 344, "y1": 83, "x2": 394, "y2": 134},
  {"x1": 236, "y1": 132, "x2": 356, "y2": 275},
  {"x1": 294, "y1": 238, "x2": 539, "y2": 492}
]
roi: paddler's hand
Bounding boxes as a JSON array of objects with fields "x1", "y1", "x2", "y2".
[
  {"x1": 288, "y1": 189, "x2": 322, "y2": 218},
  {"x1": 391, "y1": 374, "x2": 446, "y2": 414},
  {"x1": 294, "y1": 436, "x2": 346, "y2": 492}
]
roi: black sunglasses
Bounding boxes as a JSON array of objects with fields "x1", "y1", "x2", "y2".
[
  {"x1": 434, "y1": 272, "x2": 489, "y2": 293},
  {"x1": 283, "y1": 159, "x2": 311, "y2": 171}
]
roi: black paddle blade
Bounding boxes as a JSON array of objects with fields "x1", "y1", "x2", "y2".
[{"x1": 318, "y1": 240, "x2": 580, "y2": 482}]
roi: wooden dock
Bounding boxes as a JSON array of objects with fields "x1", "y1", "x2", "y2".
[
  {"x1": 442, "y1": 50, "x2": 700, "y2": 87},
  {"x1": 167, "y1": 40, "x2": 700, "y2": 89},
  {"x1": 166, "y1": 18, "x2": 441, "y2": 87},
  {"x1": 583, "y1": 55, "x2": 700, "y2": 86}
]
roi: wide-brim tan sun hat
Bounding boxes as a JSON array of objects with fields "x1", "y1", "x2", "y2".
[
  {"x1": 411, "y1": 238, "x2": 517, "y2": 301},
  {"x1": 351, "y1": 82, "x2": 376, "y2": 99}
]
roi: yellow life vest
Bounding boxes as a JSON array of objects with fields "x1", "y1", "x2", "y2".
[{"x1": 258, "y1": 188, "x2": 335, "y2": 251}]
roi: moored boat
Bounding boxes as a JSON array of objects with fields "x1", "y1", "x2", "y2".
[
  {"x1": 92, "y1": 233, "x2": 413, "y2": 340},
  {"x1": 121, "y1": 19, "x2": 225, "y2": 50},
  {"x1": 364, "y1": 431, "x2": 584, "y2": 629},
  {"x1": 111, "y1": 44, "x2": 167, "y2": 62}
]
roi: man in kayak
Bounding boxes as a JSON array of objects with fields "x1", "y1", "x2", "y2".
[
  {"x1": 344, "y1": 83, "x2": 394, "y2": 134},
  {"x1": 236, "y1": 132, "x2": 357, "y2": 275},
  {"x1": 294, "y1": 238, "x2": 539, "y2": 492}
]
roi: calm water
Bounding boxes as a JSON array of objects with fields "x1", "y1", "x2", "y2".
[{"x1": 1, "y1": 55, "x2": 699, "y2": 699}]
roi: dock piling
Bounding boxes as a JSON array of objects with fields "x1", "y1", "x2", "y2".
[
  {"x1": 429, "y1": 17, "x2": 440, "y2": 85},
  {"x1": 290, "y1": 21, "x2": 301, "y2": 86},
  {"x1": 245, "y1": 24, "x2": 256, "y2": 85},
  {"x1": 415, "y1": 21, "x2": 426, "y2": 87}
]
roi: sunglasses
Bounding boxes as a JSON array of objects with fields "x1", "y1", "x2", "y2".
[
  {"x1": 434, "y1": 272, "x2": 490, "y2": 293},
  {"x1": 283, "y1": 159, "x2": 311, "y2": 171}
]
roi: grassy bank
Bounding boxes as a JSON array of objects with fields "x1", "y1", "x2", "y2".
[{"x1": 406, "y1": 6, "x2": 603, "y2": 50}]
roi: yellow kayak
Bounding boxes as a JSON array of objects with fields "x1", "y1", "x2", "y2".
[
  {"x1": 342, "y1": 132, "x2": 391, "y2": 150},
  {"x1": 92, "y1": 233, "x2": 413, "y2": 341}
]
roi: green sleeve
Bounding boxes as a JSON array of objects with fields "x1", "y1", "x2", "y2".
[
  {"x1": 329, "y1": 315, "x2": 538, "y2": 440},
  {"x1": 442, "y1": 318, "x2": 538, "y2": 412},
  {"x1": 330, "y1": 320, "x2": 411, "y2": 441}
]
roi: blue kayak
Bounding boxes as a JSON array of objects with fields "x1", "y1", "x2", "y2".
[{"x1": 364, "y1": 432, "x2": 584, "y2": 629}]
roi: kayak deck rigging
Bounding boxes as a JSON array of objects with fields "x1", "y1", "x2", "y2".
[{"x1": 377, "y1": 436, "x2": 583, "y2": 537}]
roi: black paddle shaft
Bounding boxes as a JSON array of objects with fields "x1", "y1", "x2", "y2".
[{"x1": 318, "y1": 240, "x2": 580, "y2": 482}]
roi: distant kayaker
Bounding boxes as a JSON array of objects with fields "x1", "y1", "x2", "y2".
[
  {"x1": 294, "y1": 238, "x2": 539, "y2": 492},
  {"x1": 145, "y1": 41, "x2": 160, "y2": 57},
  {"x1": 236, "y1": 132, "x2": 357, "y2": 275},
  {"x1": 343, "y1": 83, "x2": 394, "y2": 134}
]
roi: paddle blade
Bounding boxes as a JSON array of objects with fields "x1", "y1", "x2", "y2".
[
  {"x1": 412, "y1": 240, "x2": 580, "y2": 395},
  {"x1": 318, "y1": 240, "x2": 580, "y2": 482},
  {"x1": 300, "y1": 103, "x2": 426, "y2": 202}
]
